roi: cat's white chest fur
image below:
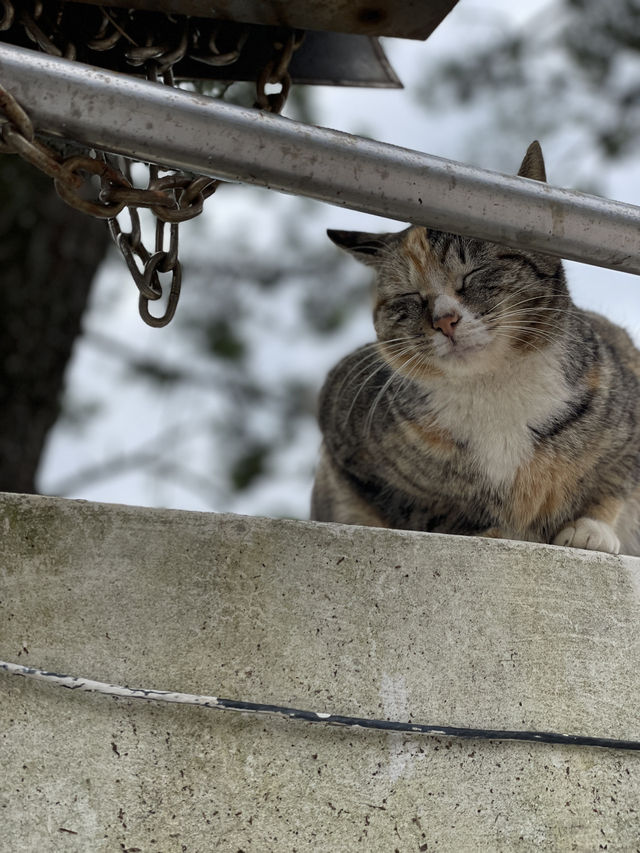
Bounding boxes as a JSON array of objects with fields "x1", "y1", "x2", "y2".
[{"x1": 427, "y1": 353, "x2": 570, "y2": 487}]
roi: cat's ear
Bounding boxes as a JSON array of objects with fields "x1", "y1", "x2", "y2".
[
  {"x1": 518, "y1": 141, "x2": 547, "y2": 183},
  {"x1": 327, "y1": 229, "x2": 395, "y2": 266}
]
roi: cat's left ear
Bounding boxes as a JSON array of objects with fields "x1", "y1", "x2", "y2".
[
  {"x1": 327, "y1": 229, "x2": 398, "y2": 266},
  {"x1": 518, "y1": 140, "x2": 547, "y2": 182}
]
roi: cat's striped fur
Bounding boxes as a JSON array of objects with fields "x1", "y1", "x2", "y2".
[{"x1": 311, "y1": 142, "x2": 640, "y2": 555}]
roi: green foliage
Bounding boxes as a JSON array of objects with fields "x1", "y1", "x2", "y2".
[
  {"x1": 433, "y1": 37, "x2": 525, "y2": 104},
  {"x1": 205, "y1": 318, "x2": 247, "y2": 361},
  {"x1": 230, "y1": 442, "x2": 269, "y2": 491}
]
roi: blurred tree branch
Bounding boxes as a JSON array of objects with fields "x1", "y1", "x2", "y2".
[
  {"x1": 418, "y1": 0, "x2": 640, "y2": 171},
  {"x1": 48, "y1": 415, "x2": 221, "y2": 503}
]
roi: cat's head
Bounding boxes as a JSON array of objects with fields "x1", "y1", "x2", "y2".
[{"x1": 328, "y1": 142, "x2": 570, "y2": 377}]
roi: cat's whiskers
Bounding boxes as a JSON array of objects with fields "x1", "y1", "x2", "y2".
[
  {"x1": 493, "y1": 313, "x2": 585, "y2": 347},
  {"x1": 496, "y1": 310, "x2": 569, "y2": 326},
  {"x1": 494, "y1": 325, "x2": 558, "y2": 347},
  {"x1": 504, "y1": 301, "x2": 566, "y2": 312},
  {"x1": 490, "y1": 327, "x2": 556, "y2": 360},
  {"x1": 485, "y1": 297, "x2": 585, "y2": 346},
  {"x1": 485, "y1": 302, "x2": 561, "y2": 327},
  {"x1": 346, "y1": 341, "x2": 420, "y2": 423},
  {"x1": 388, "y1": 350, "x2": 430, "y2": 412},
  {"x1": 500, "y1": 324, "x2": 585, "y2": 350},
  {"x1": 493, "y1": 314, "x2": 566, "y2": 334},
  {"x1": 484, "y1": 298, "x2": 566, "y2": 327},
  {"x1": 496, "y1": 304, "x2": 570, "y2": 319},
  {"x1": 484, "y1": 285, "x2": 548, "y2": 315},
  {"x1": 334, "y1": 347, "x2": 385, "y2": 403},
  {"x1": 364, "y1": 350, "x2": 425, "y2": 438},
  {"x1": 335, "y1": 338, "x2": 416, "y2": 401},
  {"x1": 490, "y1": 317, "x2": 561, "y2": 342},
  {"x1": 484, "y1": 297, "x2": 569, "y2": 342}
]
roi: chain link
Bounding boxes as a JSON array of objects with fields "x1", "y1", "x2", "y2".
[
  {"x1": 0, "y1": 0, "x2": 14, "y2": 31},
  {"x1": 0, "y1": 1, "x2": 304, "y2": 326},
  {"x1": 255, "y1": 31, "x2": 305, "y2": 114}
]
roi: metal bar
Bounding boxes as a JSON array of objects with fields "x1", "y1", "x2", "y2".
[{"x1": 1, "y1": 43, "x2": 639, "y2": 275}]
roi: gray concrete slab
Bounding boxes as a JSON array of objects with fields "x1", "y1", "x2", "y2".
[{"x1": 1, "y1": 491, "x2": 640, "y2": 851}]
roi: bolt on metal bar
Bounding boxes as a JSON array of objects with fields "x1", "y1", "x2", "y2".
[{"x1": 1, "y1": 42, "x2": 640, "y2": 275}]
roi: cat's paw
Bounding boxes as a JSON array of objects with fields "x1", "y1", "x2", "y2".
[{"x1": 552, "y1": 517, "x2": 620, "y2": 555}]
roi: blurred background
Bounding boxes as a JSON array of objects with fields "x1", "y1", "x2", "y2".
[{"x1": 4, "y1": 0, "x2": 640, "y2": 518}]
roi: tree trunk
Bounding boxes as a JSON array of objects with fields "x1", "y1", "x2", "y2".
[{"x1": 0, "y1": 155, "x2": 111, "y2": 493}]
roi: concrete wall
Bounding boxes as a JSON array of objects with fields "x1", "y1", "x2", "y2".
[{"x1": 1, "y1": 491, "x2": 640, "y2": 851}]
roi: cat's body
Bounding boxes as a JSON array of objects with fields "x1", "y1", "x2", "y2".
[{"x1": 311, "y1": 143, "x2": 640, "y2": 556}]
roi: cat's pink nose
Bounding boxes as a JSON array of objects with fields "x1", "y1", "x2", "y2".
[{"x1": 433, "y1": 311, "x2": 461, "y2": 339}]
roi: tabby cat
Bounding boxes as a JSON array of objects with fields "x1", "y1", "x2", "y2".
[{"x1": 311, "y1": 142, "x2": 640, "y2": 556}]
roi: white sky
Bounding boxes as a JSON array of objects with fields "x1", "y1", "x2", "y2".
[{"x1": 38, "y1": 0, "x2": 640, "y2": 515}]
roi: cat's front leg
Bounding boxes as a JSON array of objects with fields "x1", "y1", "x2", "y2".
[
  {"x1": 311, "y1": 446, "x2": 390, "y2": 528},
  {"x1": 553, "y1": 497, "x2": 623, "y2": 554},
  {"x1": 552, "y1": 517, "x2": 621, "y2": 555}
]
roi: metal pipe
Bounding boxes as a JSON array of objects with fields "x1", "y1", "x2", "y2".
[{"x1": 1, "y1": 43, "x2": 639, "y2": 274}]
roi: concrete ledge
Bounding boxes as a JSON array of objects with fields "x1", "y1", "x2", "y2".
[{"x1": 2, "y1": 492, "x2": 640, "y2": 850}]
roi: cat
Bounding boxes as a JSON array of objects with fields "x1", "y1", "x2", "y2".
[{"x1": 311, "y1": 141, "x2": 640, "y2": 556}]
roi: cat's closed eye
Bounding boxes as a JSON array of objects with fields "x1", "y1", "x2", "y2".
[
  {"x1": 388, "y1": 292, "x2": 424, "y2": 322},
  {"x1": 390, "y1": 291, "x2": 421, "y2": 302},
  {"x1": 459, "y1": 267, "x2": 489, "y2": 293}
]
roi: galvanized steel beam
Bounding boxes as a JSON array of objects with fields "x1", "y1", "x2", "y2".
[{"x1": 1, "y1": 43, "x2": 639, "y2": 275}]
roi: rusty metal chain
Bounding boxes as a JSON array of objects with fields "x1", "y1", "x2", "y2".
[
  {"x1": 0, "y1": 1, "x2": 304, "y2": 326},
  {"x1": 255, "y1": 31, "x2": 305, "y2": 114},
  {"x1": 0, "y1": 82, "x2": 129, "y2": 216},
  {"x1": 105, "y1": 158, "x2": 186, "y2": 327}
]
